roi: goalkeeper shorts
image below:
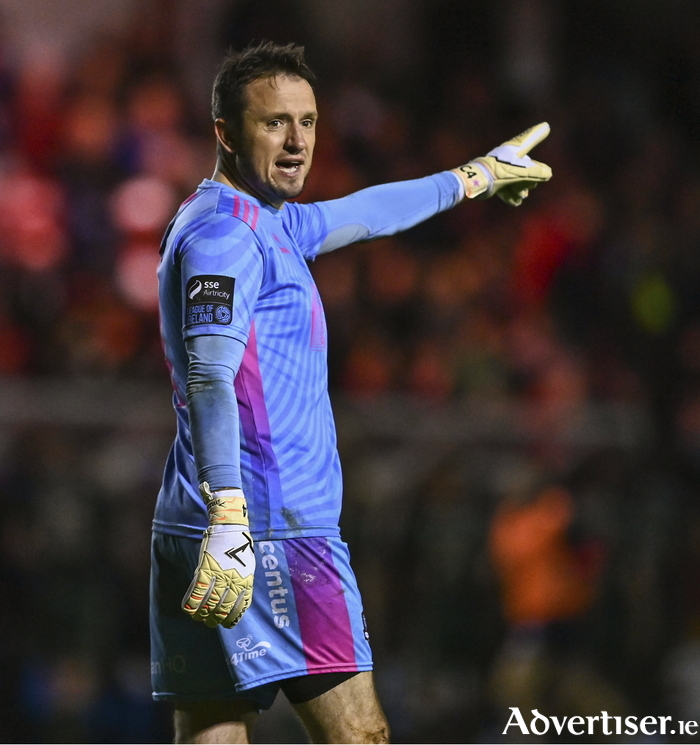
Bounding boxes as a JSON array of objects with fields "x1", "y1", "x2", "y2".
[{"x1": 150, "y1": 532, "x2": 373, "y2": 709}]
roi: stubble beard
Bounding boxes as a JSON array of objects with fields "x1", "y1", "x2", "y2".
[
  {"x1": 272, "y1": 174, "x2": 307, "y2": 201},
  {"x1": 235, "y1": 155, "x2": 309, "y2": 206}
]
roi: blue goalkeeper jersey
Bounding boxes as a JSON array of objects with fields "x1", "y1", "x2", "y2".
[{"x1": 154, "y1": 174, "x2": 461, "y2": 540}]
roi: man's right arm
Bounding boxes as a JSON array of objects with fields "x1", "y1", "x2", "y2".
[
  {"x1": 186, "y1": 334, "x2": 244, "y2": 492},
  {"x1": 175, "y1": 212, "x2": 264, "y2": 629},
  {"x1": 181, "y1": 333, "x2": 256, "y2": 629}
]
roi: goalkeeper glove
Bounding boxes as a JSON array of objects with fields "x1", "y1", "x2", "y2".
[
  {"x1": 453, "y1": 122, "x2": 552, "y2": 206},
  {"x1": 182, "y1": 483, "x2": 255, "y2": 629}
]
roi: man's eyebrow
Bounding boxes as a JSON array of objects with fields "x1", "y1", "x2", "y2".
[{"x1": 261, "y1": 111, "x2": 318, "y2": 121}]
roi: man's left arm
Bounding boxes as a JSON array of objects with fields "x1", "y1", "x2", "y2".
[
  {"x1": 290, "y1": 122, "x2": 552, "y2": 257},
  {"x1": 316, "y1": 170, "x2": 464, "y2": 254}
]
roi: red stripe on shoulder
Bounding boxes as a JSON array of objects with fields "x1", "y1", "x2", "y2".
[
  {"x1": 180, "y1": 192, "x2": 198, "y2": 208},
  {"x1": 230, "y1": 196, "x2": 260, "y2": 231}
]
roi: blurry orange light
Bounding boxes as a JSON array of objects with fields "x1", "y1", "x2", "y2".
[{"x1": 111, "y1": 176, "x2": 175, "y2": 234}]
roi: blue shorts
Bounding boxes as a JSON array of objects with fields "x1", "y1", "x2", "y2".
[{"x1": 150, "y1": 532, "x2": 373, "y2": 709}]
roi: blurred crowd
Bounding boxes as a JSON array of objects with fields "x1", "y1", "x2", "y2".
[{"x1": 3, "y1": 0, "x2": 700, "y2": 742}]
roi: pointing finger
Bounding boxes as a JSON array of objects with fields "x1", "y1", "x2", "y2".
[{"x1": 505, "y1": 122, "x2": 550, "y2": 157}]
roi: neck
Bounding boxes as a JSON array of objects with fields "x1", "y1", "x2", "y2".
[{"x1": 211, "y1": 154, "x2": 283, "y2": 209}]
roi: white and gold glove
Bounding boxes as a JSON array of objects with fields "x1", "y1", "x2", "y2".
[
  {"x1": 182, "y1": 483, "x2": 255, "y2": 629},
  {"x1": 453, "y1": 122, "x2": 552, "y2": 206}
]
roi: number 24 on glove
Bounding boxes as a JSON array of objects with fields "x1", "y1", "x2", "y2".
[
  {"x1": 182, "y1": 484, "x2": 255, "y2": 629},
  {"x1": 453, "y1": 121, "x2": 552, "y2": 206}
]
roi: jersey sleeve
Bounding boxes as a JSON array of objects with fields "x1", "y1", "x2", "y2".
[
  {"x1": 281, "y1": 199, "x2": 330, "y2": 260},
  {"x1": 186, "y1": 334, "x2": 245, "y2": 491},
  {"x1": 177, "y1": 212, "x2": 264, "y2": 344},
  {"x1": 285, "y1": 171, "x2": 463, "y2": 259}
]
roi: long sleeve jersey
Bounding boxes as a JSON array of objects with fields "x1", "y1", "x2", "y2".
[{"x1": 154, "y1": 173, "x2": 462, "y2": 540}]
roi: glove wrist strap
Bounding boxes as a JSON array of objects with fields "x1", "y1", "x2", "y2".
[
  {"x1": 199, "y1": 481, "x2": 249, "y2": 527},
  {"x1": 453, "y1": 160, "x2": 494, "y2": 199}
]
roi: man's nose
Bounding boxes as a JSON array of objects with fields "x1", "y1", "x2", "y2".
[{"x1": 285, "y1": 123, "x2": 306, "y2": 152}]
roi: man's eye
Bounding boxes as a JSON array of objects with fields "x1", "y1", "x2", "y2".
[
  {"x1": 302, "y1": 120, "x2": 315, "y2": 128},
  {"x1": 268, "y1": 120, "x2": 282, "y2": 128}
]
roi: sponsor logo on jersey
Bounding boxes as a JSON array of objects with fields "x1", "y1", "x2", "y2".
[
  {"x1": 187, "y1": 279, "x2": 203, "y2": 300},
  {"x1": 185, "y1": 274, "x2": 235, "y2": 326}
]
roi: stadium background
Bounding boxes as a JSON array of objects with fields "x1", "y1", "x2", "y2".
[{"x1": 1, "y1": 0, "x2": 700, "y2": 742}]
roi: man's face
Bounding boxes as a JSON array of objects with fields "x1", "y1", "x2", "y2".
[{"x1": 228, "y1": 74, "x2": 317, "y2": 207}]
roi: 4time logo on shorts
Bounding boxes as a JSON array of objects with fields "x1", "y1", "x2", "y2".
[
  {"x1": 185, "y1": 274, "x2": 234, "y2": 327},
  {"x1": 230, "y1": 635, "x2": 272, "y2": 666}
]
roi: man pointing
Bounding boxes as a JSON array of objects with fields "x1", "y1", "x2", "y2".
[{"x1": 151, "y1": 40, "x2": 551, "y2": 744}]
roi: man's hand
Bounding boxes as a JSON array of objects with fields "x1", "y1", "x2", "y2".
[
  {"x1": 453, "y1": 122, "x2": 552, "y2": 206},
  {"x1": 182, "y1": 483, "x2": 255, "y2": 629}
]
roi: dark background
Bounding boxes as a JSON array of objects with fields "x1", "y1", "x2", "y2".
[{"x1": 1, "y1": 0, "x2": 700, "y2": 742}]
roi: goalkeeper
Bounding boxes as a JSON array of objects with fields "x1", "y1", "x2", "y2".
[{"x1": 152, "y1": 40, "x2": 552, "y2": 745}]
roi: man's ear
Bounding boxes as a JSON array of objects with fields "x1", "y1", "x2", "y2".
[{"x1": 214, "y1": 119, "x2": 236, "y2": 154}]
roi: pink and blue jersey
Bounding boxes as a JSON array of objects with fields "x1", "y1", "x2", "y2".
[{"x1": 154, "y1": 174, "x2": 461, "y2": 541}]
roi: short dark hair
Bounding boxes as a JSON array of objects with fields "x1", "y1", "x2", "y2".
[{"x1": 211, "y1": 41, "x2": 315, "y2": 126}]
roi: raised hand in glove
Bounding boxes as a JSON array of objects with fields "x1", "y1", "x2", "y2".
[
  {"x1": 453, "y1": 122, "x2": 552, "y2": 206},
  {"x1": 182, "y1": 483, "x2": 255, "y2": 629}
]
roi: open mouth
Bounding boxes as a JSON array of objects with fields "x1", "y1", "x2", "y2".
[{"x1": 276, "y1": 160, "x2": 303, "y2": 175}]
